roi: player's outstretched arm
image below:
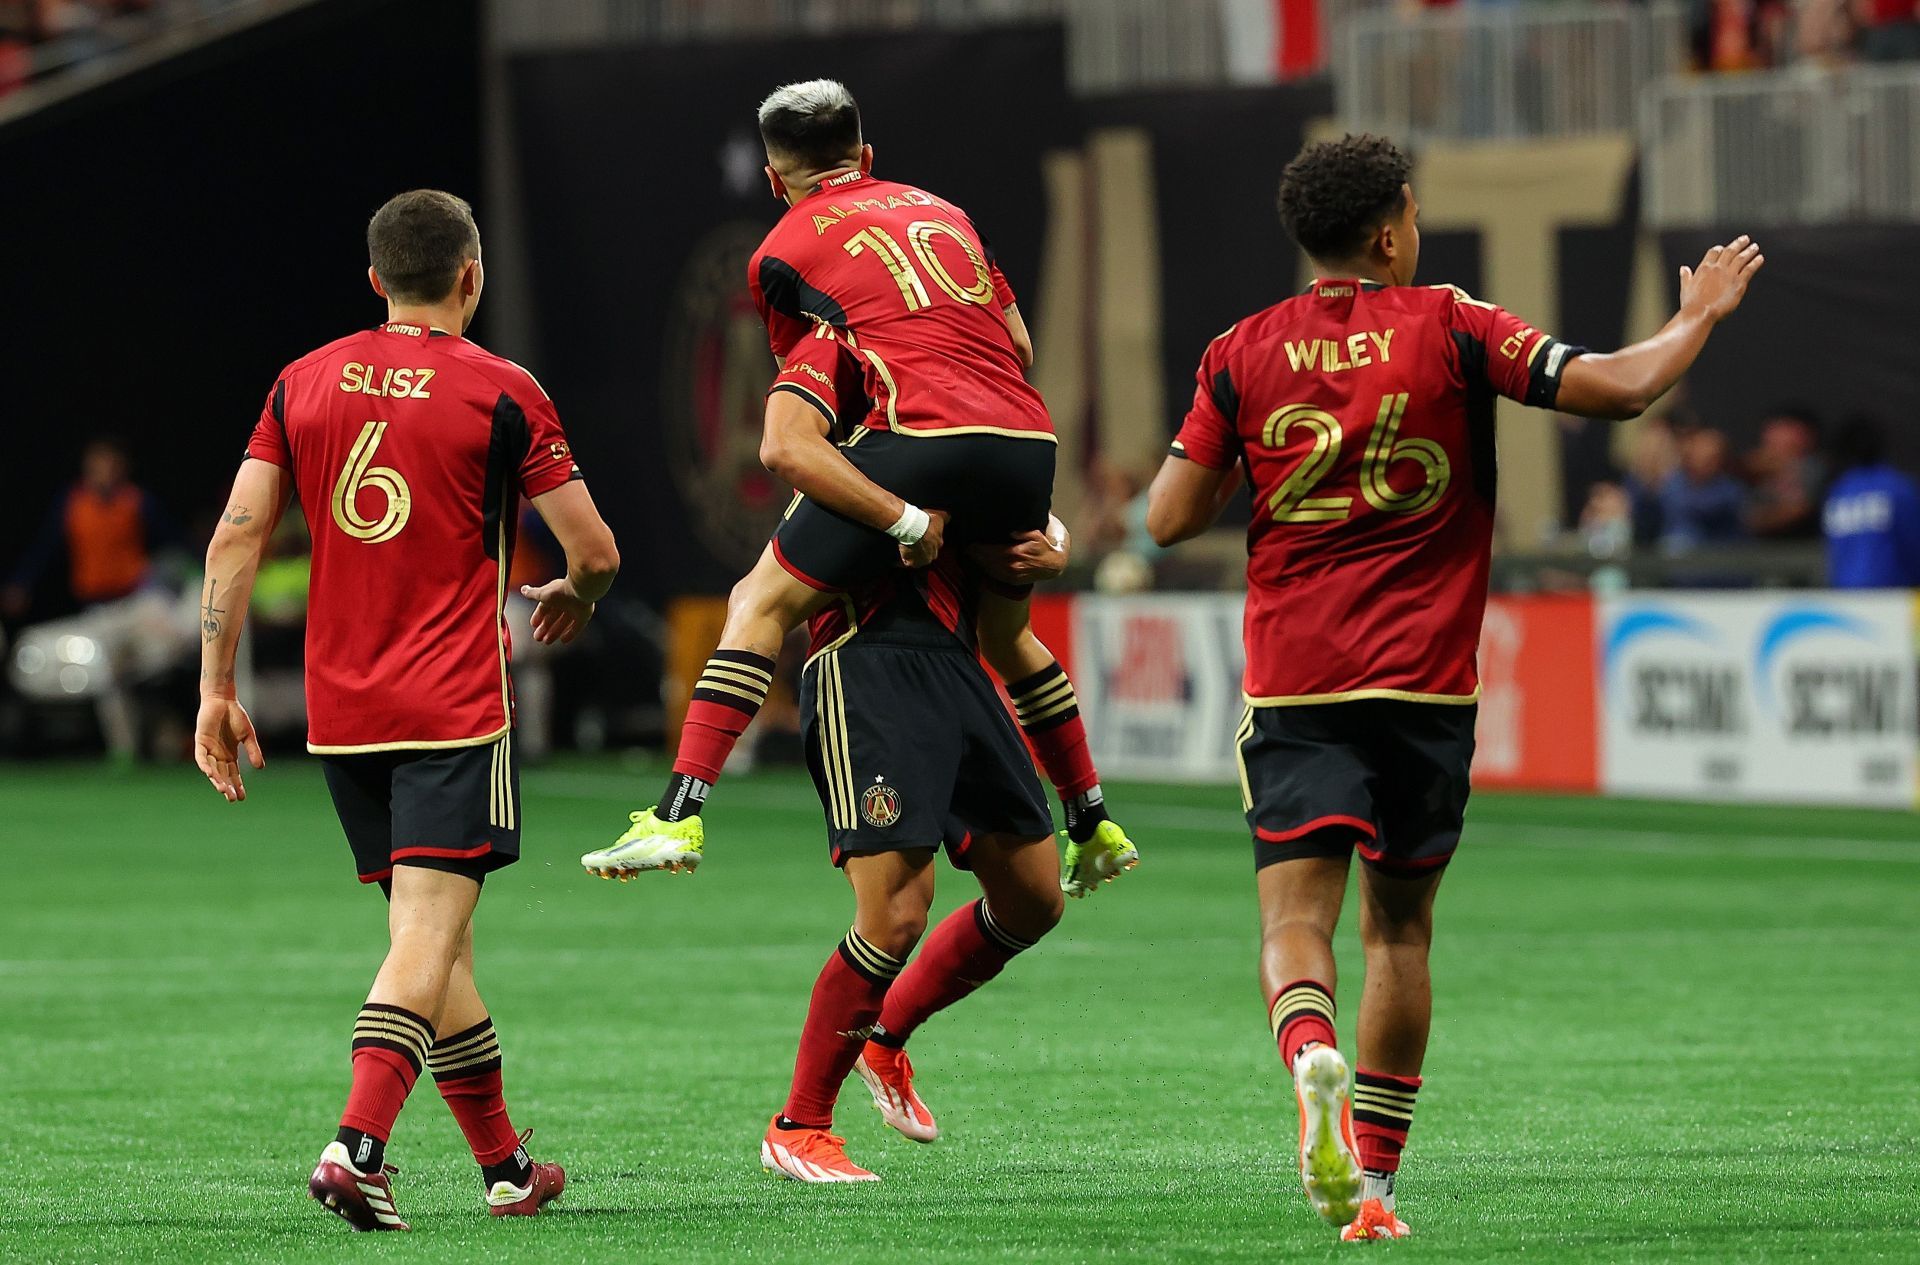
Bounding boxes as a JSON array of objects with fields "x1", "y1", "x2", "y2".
[
  {"x1": 195, "y1": 458, "x2": 289, "y2": 802},
  {"x1": 521, "y1": 481, "x2": 619, "y2": 645},
  {"x1": 1146, "y1": 457, "x2": 1241, "y2": 547},
  {"x1": 1557, "y1": 235, "x2": 1763, "y2": 421},
  {"x1": 969, "y1": 514, "x2": 1070, "y2": 587},
  {"x1": 758, "y1": 389, "x2": 944, "y2": 565}
]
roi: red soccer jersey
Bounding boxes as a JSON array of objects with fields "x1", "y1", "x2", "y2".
[
  {"x1": 1173, "y1": 280, "x2": 1581, "y2": 705},
  {"x1": 246, "y1": 322, "x2": 581, "y2": 753},
  {"x1": 748, "y1": 169, "x2": 1051, "y2": 440}
]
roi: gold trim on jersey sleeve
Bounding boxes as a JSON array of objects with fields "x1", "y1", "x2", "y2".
[{"x1": 1244, "y1": 686, "x2": 1482, "y2": 708}]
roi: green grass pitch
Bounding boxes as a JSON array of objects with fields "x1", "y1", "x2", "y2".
[{"x1": 4, "y1": 756, "x2": 1918, "y2": 1263}]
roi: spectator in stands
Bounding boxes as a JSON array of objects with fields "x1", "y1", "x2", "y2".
[
  {"x1": 2, "y1": 436, "x2": 172, "y2": 618},
  {"x1": 1660, "y1": 426, "x2": 1748, "y2": 552},
  {"x1": 1622, "y1": 415, "x2": 1679, "y2": 546},
  {"x1": 1857, "y1": 0, "x2": 1920, "y2": 59},
  {"x1": 1744, "y1": 406, "x2": 1826, "y2": 538},
  {"x1": 1823, "y1": 415, "x2": 1920, "y2": 587}
]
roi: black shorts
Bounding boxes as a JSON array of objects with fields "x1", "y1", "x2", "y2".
[
  {"x1": 773, "y1": 428, "x2": 1056, "y2": 593},
  {"x1": 1238, "y1": 700, "x2": 1476, "y2": 877},
  {"x1": 800, "y1": 641, "x2": 1054, "y2": 867},
  {"x1": 321, "y1": 734, "x2": 521, "y2": 886}
]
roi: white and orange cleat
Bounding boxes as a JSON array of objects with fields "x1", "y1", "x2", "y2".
[
  {"x1": 1341, "y1": 1198, "x2": 1411, "y2": 1241},
  {"x1": 760, "y1": 1116, "x2": 880, "y2": 1183},
  {"x1": 1294, "y1": 1044, "x2": 1363, "y2": 1225},
  {"x1": 855, "y1": 1044, "x2": 939, "y2": 1143}
]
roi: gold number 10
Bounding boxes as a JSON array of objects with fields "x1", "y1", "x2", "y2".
[
  {"x1": 844, "y1": 220, "x2": 996, "y2": 313},
  {"x1": 1259, "y1": 393, "x2": 1451, "y2": 524}
]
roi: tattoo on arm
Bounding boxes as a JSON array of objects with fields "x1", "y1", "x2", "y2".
[
  {"x1": 221, "y1": 505, "x2": 253, "y2": 526},
  {"x1": 201, "y1": 579, "x2": 227, "y2": 642}
]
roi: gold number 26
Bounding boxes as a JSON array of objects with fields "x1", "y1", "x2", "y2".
[{"x1": 1260, "y1": 393, "x2": 1451, "y2": 524}]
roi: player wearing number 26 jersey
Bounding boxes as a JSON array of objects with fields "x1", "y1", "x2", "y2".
[
  {"x1": 1147, "y1": 136, "x2": 1761, "y2": 1244},
  {"x1": 1172, "y1": 279, "x2": 1580, "y2": 708}
]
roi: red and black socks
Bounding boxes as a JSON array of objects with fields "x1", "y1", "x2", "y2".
[
  {"x1": 429, "y1": 1017, "x2": 531, "y2": 1190},
  {"x1": 660, "y1": 650, "x2": 776, "y2": 822},
  {"x1": 1353, "y1": 1069, "x2": 1421, "y2": 1209},
  {"x1": 337, "y1": 1003, "x2": 434, "y2": 1174},
  {"x1": 1268, "y1": 979, "x2": 1337, "y2": 1069},
  {"x1": 779, "y1": 929, "x2": 905, "y2": 1130},
  {"x1": 871, "y1": 901, "x2": 1037, "y2": 1048},
  {"x1": 1008, "y1": 663, "x2": 1108, "y2": 843}
]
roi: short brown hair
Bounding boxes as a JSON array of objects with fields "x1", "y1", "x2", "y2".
[{"x1": 367, "y1": 190, "x2": 479, "y2": 304}]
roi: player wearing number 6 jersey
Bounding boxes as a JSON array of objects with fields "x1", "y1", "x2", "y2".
[
  {"x1": 193, "y1": 190, "x2": 620, "y2": 1230},
  {"x1": 1146, "y1": 135, "x2": 1763, "y2": 1242}
]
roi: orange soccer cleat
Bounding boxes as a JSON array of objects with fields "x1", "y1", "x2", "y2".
[
  {"x1": 1294, "y1": 1044, "x2": 1364, "y2": 1225},
  {"x1": 760, "y1": 1115, "x2": 881, "y2": 1183},
  {"x1": 855, "y1": 1044, "x2": 940, "y2": 1143},
  {"x1": 1341, "y1": 1198, "x2": 1412, "y2": 1241}
]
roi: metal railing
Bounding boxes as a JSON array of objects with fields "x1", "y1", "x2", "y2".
[
  {"x1": 484, "y1": 0, "x2": 1237, "y2": 94},
  {"x1": 1643, "y1": 65, "x2": 1920, "y2": 227},
  {"x1": 1335, "y1": 3, "x2": 1686, "y2": 145}
]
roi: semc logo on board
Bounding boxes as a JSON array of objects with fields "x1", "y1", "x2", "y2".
[{"x1": 1599, "y1": 594, "x2": 1916, "y2": 806}]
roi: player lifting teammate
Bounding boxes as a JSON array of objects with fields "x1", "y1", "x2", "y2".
[
  {"x1": 193, "y1": 190, "x2": 619, "y2": 1230},
  {"x1": 749, "y1": 332, "x2": 1081, "y2": 1183},
  {"x1": 1145, "y1": 136, "x2": 1761, "y2": 1241},
  {"x1": 578, "y1": 80, "x2": 1136, "y2": 897}
]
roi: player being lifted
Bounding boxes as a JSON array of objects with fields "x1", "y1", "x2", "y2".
[
  {"x1": 1145, "y1": 136, "x2": 1761, "y2": 1241},
  {"x1": 193, "y1": 190, "x2": 619, "y2": 1231},
  {"x1": 752, "y1": 332, "x2": 1079, "y2": 1182},
  {"x1": 579, "y1": 80, "x2": 1135, "y2": 897}
]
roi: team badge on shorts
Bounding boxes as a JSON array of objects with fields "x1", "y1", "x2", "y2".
[{"x1": 861, "y1": 777, "x2": 902, "y2": 828}]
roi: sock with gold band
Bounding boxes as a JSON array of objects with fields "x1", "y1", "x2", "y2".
[
  {"x1": 1352, "y1": 1068, "x2": 1421, "y2": 1210},
  {"x1": 337, "y1": 1003, "x2": 435, "y2": 1173},
  {"x1": 1268, "y1": 979, "x2": 1337, "y2": 1069},
  {"x1": 870, "y1": 901, "x2": 1038, "y2": 1048},
  {"x1": 429, "y1": 1017, "x2": 531, "y2": 1189},
  {"x1": 1007, "y1": 663, "x2": 1108, "y2": 842},
  {"x1": 660, "y1": 650, "x2": 776, "y2": 821},
  {"x1": 780, "y1": 928, "x2": 906, "y2": 1129}
]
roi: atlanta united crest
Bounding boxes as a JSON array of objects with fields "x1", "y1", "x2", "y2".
[{"x1": 861, "y1": 776, "x2": 902, "y2": 828}]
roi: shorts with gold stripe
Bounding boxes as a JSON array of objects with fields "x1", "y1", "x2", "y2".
[
  {"x1": 1238, "y1": 699, "x2": 1475, "y2": 877},
  {"x1": 320, "y1": 732, "x2": 521, "y2": 888},
  {"x1": 800, "y1": 640, "x2": 1052, "y2": 868}
]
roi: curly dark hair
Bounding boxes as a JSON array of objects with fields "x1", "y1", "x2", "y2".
[{"x1": 1277, "y1": 134, "x2": 1412, "y2": 262}]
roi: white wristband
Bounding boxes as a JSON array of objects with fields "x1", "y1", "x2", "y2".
[{"x1": 886, "y1": 503, "x2": 931, "y2": 546}]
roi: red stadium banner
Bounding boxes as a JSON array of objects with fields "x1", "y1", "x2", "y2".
[{"x1": 1473, "y1": 594, "x2": 1599, "y2": 792}]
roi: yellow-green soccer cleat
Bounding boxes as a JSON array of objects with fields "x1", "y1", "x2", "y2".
[
  {"x1": 1060, "y1": 818, "x2": 1139, "y2": 899},
  {"x1": 1295, "y1": 1044, "x2": 1364, "y2": 1226},
  {"x1": 580, "y1": 808, "x2": 703, "y2": 879}
]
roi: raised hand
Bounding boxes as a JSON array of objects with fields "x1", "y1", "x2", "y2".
[{"x1": 1680, "y1": 235, "x2": 1764, "y2": 325}]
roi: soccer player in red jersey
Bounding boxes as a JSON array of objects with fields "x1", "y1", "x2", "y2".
[
  {"x1": 582, "y1": 79, "x2": 1135, "y2": 897},
  {"x1": 192, "y1": 190, "x2": 619, "y2": 1231},
  {"x1": 744, "y1": 333, "x2": 1077, "y2": 1182},
  {"x1": 1144, "y1": 136, "x2": 1762, "y2": 1240}
]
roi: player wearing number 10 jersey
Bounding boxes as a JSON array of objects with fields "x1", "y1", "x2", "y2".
[
  {"x1": 193, "y1": 190, "x2": 622, "y2": 1230},
  {"x1": 585, "y1": 80, "x2": 1135, "y2": 905},
  {"x1": 1146, "y1": 135, "x2": 1763, "y2": 1242}
]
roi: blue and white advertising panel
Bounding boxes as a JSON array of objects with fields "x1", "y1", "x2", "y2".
[
  {"x1": 1599, "y1": 593, "x2": 1917, "y2": 806},
  {"x1": 1073, "y1": 594, "x2": 1246, "y2": 783}
]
